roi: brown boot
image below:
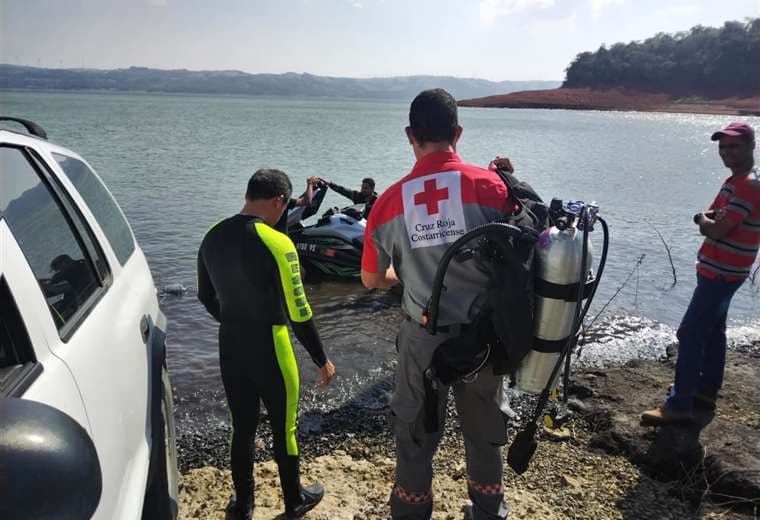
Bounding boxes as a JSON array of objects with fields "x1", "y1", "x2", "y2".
[
  {"x1": 665, "y1": 385, "x2": 717, "y2": 412},
  {"x1": 640, "y1": 406, "x2": 694, "y2": 426}
]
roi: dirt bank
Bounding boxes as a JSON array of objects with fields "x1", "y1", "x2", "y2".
[
  {"x1": 459, "y1": 88, "x2": 760, "y2": 117},
  {"x1": 178, "y1": 349, "x2": 759, "y2": 519}
]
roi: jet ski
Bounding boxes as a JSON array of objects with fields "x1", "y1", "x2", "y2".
[{"x1": 287, "y1": 184, "x2": 365, "y2": 279}]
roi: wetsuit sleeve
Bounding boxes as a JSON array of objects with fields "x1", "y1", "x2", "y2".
[
  {"x1": 254, "y1": 222, "x2": 328, "y2": 367},
  {"x1": 289, "y1": 321, "x2": 326, "y2": 367},
  {"x1": 328, "y1": 181, "x2": 362, "y2": 204},
  {"x1": 197, "y1": 247, "x2": 221, "y2": 322}
]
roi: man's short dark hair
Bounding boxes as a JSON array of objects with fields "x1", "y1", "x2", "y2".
[
  {"x1": 246, "y1": 169, "x2": 292, "y2": 201},
  {"x1": 51, "y1": 254, "x2": 74, "y2": 270},
  {"x1": 409, "y1": 89, "x2": 459, "y2": 145},
  {"x1": 362, "y1": 177, "x2": 375, "y2": 189}
]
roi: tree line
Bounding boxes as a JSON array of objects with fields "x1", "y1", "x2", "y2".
[{"x1": 563, "y1": 19, "x2": 760, "y2": 96}]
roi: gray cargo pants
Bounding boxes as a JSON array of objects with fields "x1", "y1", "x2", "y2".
[{"x1": 389, "y1": 319, "x2": 509, "y2": 520}]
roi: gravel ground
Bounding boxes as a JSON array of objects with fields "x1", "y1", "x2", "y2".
[
  {"x1": 177, "y1": 344, "x2": 760, "y2": 519},
  {"x1": 179, "y1": 414, "x2": 723, "y2": 519}
]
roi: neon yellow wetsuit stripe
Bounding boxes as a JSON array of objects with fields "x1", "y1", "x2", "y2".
[
  {"x1": 272, "y1": 324, "x2": 301, "y2": 456},
  {"x1": 255, "y1": 221, "x2": 311, "y2": 456},
  {"x1": 254, "y1": 222, "x2": 312, "y2": 323}
]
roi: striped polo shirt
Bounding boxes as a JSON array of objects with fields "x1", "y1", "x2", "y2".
[
  {"x1": 697, "y1": 167, "x2": 760, "y2": 280},
  {"x1": 361, "y1": 151, "x2": 512, "y2": 325}
]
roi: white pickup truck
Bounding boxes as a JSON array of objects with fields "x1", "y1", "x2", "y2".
[{"x1": 0, "y1": 117, "x2": 178, "y2": 520}]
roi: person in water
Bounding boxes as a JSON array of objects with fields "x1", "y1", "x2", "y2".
[
  {"x1": 361, "y1": 89, "x2": 513, "y2": 519},
  {"x1": 197, "y1": 168, "x2": 336, "y2": 519},
  {"x1": 317, "y1": 176, "x2": 378, "y2": 218},
  {"x1": 642, "y1": 122, "x2": 758, "y2": 425}
]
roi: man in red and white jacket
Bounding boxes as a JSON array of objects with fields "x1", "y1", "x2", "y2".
[
  {"x1": 361, "y1": 89, "x2": 513, "y2": 520},
  {"x1": 643, "y1": 122, "x2": 758, "y2": 426}
]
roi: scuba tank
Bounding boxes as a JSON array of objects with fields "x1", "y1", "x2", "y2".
[
  {"x1": 507, "y1": 200, "x2": 609, "y2": 475},
  {"x1": 515, "y1": 199, "x2": 596, "y2": 394}
]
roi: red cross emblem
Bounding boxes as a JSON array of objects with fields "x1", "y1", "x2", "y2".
[{"x1": 414, "y1": 179, "x2": 449, "y2": 215}]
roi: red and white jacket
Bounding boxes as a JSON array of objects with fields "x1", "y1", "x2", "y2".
[{"x1": 362, "y1": 151, "x2": 513, "y2": 325}]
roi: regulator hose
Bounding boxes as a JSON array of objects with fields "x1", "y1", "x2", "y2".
[
  {"x1": 577, "y1": 215, "x2": 609, "y2": 325},
  {"x1": 424, "y1": 222, "x2": 526, "y2": 334}
]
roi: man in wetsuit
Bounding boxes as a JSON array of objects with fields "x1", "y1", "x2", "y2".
[
  {"x1": 361, "y1": 89, "x2": 513, "y2": 519},
  {"x1": 197, "y1": 168, "x2": 337, "y2": 519},
  {"x1": 318, "y1": 177, "x2": 378, "y2": 218}
]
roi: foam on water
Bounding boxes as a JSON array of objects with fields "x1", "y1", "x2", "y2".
[{"x1": 575, "y1": 314, "x2": 676, "y2": 367}]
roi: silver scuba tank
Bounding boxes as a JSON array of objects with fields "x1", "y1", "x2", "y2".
[{"x1": 515, "y1": 204, "x2": 593, "y2": 394}]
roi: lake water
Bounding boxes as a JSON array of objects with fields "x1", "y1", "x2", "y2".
[{"x1": 2, "y1": 90, "x2": 758, "y2": 425}]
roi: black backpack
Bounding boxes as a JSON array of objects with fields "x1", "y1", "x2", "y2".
[{"x1": 485, "y1": 168, "x2": 549, "y2": 374}]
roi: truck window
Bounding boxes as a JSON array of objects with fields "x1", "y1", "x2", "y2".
[
  {"x1": 1, "y1": 147, "x2": 102, "y2": 336},
  {"x1": 53, "y1": 154, "x2": 136, "y2": 265}
]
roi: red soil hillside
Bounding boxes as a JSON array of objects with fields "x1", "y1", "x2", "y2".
[{"x1": 459, "y1": 88, "x2": 760, "y2": 116}]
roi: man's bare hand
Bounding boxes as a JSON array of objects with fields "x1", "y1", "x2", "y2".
[
  {"x1": 488, "y1": 156, "x2": 514, "y2": 173},
  {"x1": 697, "y1": 209, "x2": 726, "y2": 224},
  {"x1": 712, "y1": 208, "x2": 726, "y2": 220},
  {"x1": 316, "y1": 360, "x2": 336, "y2": 388}
]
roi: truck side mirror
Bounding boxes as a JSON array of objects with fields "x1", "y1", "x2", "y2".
[{"x1": 0, "y1": 397, "x2": 102, "y2": 520}]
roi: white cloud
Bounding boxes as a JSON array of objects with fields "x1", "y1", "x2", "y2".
[
  {"x1": 589, "y1": 0, "x2": 624, "y2": 19},
  {"x1": 654, "y1": 3, "x2": 702, "y2": 19},
  {"x1": 479, "y1": 0, "x2": 556, "y2": 24}
]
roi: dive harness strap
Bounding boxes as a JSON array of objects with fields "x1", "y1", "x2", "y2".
[
  {"x1": 422, "y1": 342, "x2": 491, "y2": 433},
  {"x1": 423, "y1": 223, "x2": 526, "y2": 336},
  {"x1": 534, "y1": 278, "x2": 595, "y2": 302},
  {"x1": 423, "y1": 370, "x2": 439, "y2": 433},
  {"x1": 420, "y1": 222, "x2": 524, "y2": 435}
]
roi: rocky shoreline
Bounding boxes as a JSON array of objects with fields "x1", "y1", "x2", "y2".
[
  {"x1": 178, "y1": 344, "x2": 760, "y2": 519},
  {"x1": 458, "y1": 88, "x2": 760, "y2": 117}
]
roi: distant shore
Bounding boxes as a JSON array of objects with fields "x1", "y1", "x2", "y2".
[{"x1": 459, "y1": 88, "x2": 760, "y2": 117}]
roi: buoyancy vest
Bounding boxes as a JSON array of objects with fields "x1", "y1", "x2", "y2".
[{"x1": 421, "y1": 168, "x2": 549, "y2": 432}]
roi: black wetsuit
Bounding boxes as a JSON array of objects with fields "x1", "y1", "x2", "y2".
[
  {"x1": 327, "y1": 181, "x2": 378, "y2": 218},
  {"x1": 275, "y1": 198, "x2": 300, "y2": 233},
  {"x1": 197, "y1": 214, "x2": 327, "y2": 513}
]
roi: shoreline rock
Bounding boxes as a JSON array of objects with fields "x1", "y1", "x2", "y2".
[
  {"x1": 178, "y1": 350, "x2": 760, "y2": 519},
  {"x1": 578, "y1": 351, "x2": 760, "y2": 510},
  {"x1": 458, "y1": 88, "x2": 760, "y2": 117}
]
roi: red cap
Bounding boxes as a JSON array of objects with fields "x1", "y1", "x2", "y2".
[{"x1": 711, "y1": 122, "x2": 755, "y2": 142}]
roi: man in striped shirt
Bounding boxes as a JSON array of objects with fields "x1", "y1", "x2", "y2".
[{"x1": 642, "y1": 122, "x2": 758, "y2": 425}]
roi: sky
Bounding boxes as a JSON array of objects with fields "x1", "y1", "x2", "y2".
[{"x1": 1, "y1": 0, "x2": 759, "y2": 81}]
